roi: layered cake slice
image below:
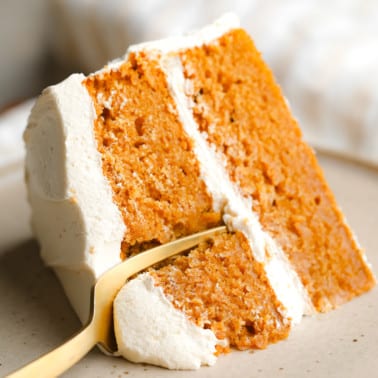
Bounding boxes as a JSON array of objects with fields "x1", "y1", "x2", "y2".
[{"x1": 24, "y1": 14, "x2": 375, "y2": 370}]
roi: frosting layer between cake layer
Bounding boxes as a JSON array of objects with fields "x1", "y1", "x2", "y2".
[
  {"x1": 177, "y1": 27, "x2": 375, "y2": 310},
  {"x1": 160, "y1": 52, "x2": 312, "y2": 323}
]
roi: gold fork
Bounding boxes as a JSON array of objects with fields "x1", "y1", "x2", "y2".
[{"x1": 7, "y1": 226, "x2": 227, "y2": 378}]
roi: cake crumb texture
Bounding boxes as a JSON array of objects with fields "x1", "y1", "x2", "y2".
[
  {"x1": 84, "y1": 52, "x2": 222, "y2": 258},
  {"x1": 181, "y1": 29, "x2": 375, "y2": 311},
  {"x1": 151, "y1": 232, "x2": 291, "y2": 352}
]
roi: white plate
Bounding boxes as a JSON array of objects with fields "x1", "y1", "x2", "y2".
[{"x1": 0, "y1": 153, "x2": 377, "y2": 377}]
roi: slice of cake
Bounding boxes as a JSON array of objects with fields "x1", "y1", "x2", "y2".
[{"x1": 24, "y1": 14, "x2": 375, "y2": 370}]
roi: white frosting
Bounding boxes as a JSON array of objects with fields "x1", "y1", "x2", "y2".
[
  {"x1": 129, "y1": 13, "x2": 239, "y2": 55},
  {"x1": 160, "y1": 54, "x2": 313, "y2": 324},
  {"x1": 24, "y1": 74, "x2": 125, "y2": 322},
  {"x1": 114, "y1": 273, "x2": 219, "y2": 370}
]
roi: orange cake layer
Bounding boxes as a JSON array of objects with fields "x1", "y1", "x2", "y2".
[
  {"x1": 180, "y1": 29, "x2": 375, "y2": 311},
  {"x1": 84, "y1": 53, "x2": 222, "y2": 258},
  {"x1": 150, "y1": 231, "x2": 291, "y2": 352}
]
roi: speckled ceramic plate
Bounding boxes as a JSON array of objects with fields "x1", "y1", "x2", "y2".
[{"x1": 0, "y1": 153, "x2": 377, "y2": 378}]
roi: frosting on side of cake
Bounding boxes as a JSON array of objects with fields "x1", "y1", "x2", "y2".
[
  {"x1": 114, "y1": 273, "x2": 220, "y2": 370},
  {"x1": 24, "y1": 74, "x2": 125, "y2": 322}
]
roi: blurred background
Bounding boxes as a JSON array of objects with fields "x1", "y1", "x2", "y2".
[{"x1": 1, "y1": 0, "x2": 378, "y2": 251}]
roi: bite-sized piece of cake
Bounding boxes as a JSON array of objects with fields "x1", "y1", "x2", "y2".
[
  {"x1": 114, "y1": 232, "x2": 292, "y2": 369},
  {"x1": 24, "y1": 14, "x2": 375, "y2": 370}
]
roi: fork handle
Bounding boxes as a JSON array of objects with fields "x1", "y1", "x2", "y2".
[{"x1": 6, "y1": 321, "x2": 98, "y2": 378}]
